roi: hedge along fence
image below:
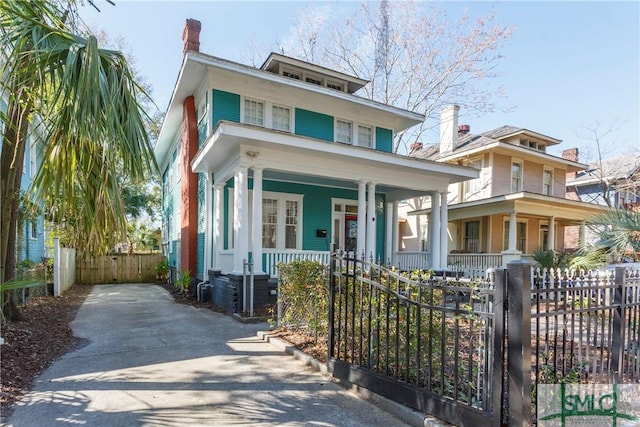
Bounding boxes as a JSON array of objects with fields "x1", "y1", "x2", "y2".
[
  {"x1": 75, "y1": 253, "x2": 166, "y2": 284},
  {"x1": 276, "y1": 260, "x2": 329, "y2": 343}
]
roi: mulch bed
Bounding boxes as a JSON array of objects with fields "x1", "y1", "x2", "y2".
[{"x1": 1, "y1": 284, "x2": 94, "y2": 423}]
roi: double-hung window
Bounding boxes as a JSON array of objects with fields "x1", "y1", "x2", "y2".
[
  {"x1": 511, "y1": 161, "x2": 523, "y2": 192},
  {"x1": 543, "y1": 169, "x2": 553, "y2": 196},
  {"x1": 260, "y1": 193, "x2": 302, "y2": 250},
  {"x1": 244, "y1": 98, "x2": 264, "y2": 126},
  {"x1": 463, "y1": 220, "x2": 480, "y2": 253},
  {"x1": 336, "y1": 119, "x2": 353, "y2": 144},
  {"x1": 272, "y1": 105, "x2": 291, "y2": 132},
  {"x1": 357, "y1": 125, "x2": 373, "y2": 148},
  {"x1": 463, "y1": 157, "x2": 483, "y2": 201}
]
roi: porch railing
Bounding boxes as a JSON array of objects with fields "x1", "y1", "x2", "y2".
[
  {"x1": 394, "y1": 251, "x2": 430, "y2": 271},
  {"x1": 264, "y1": 250, "x2": 330, "y2": 278}
]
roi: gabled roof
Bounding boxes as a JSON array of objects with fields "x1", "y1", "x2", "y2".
[{"x1": 568, "y1": 153, "x2": 640, "y2": 186}]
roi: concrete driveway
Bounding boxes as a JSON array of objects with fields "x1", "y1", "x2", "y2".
[{"x1": 6, "y1": 284, "x2": 413, "y2": 426}]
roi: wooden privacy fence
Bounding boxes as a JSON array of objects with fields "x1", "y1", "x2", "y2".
[{"x1": 76, "y1": 254, "x2": 165, "y2": 284}]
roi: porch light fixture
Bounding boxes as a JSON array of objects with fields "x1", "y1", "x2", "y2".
[{"x1": 246, "y1": 150, "x2": 260, "y2": 158}]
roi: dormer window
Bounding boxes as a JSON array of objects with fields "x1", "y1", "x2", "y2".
[
  {"x1": 305, "y1": 75, "x2": 322, "y2": 86},
  {"x1": 283, "y1": 69, "x2": 301, "y2": 80},
  {"x1": 327, "y1": 81, "x2": 344, "y2": 92}
]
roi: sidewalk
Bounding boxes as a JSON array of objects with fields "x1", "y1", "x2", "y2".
[{"x1": 6, "y1": 284, "x2": 412, "y2": 426}]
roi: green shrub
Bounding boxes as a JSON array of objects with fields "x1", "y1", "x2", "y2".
[{"x1": 175, "y1": 270, "x2": 191, "y2": 295}]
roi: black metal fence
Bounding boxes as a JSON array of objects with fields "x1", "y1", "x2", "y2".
[
  {"x1": 327, "y1": 253, "x2": 640, "y2": 426},
  {"x1": 328, "y1": 253, "x2": 502, "y2": 426}
]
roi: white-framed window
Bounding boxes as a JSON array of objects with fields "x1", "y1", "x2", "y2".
[
  {"x1": 539, "y1": 222, "x2": 549, "y2": 249},
  {"x1": 305, "y1": 75, "x2": 323, "y2": 86},
  {"x1": 272, "y1": 105, "x2": 291, "y2": 132},
  {"x1": 326, "y1": 81, "x2": 345, "y2": 92},
  {"x1": 282, "y1": 69, "x2": 301, "y2": 80},
  {"x1": 463, "y1": 157, "x2": 484, "y2": 201},
  {"x1": 511, "y1": 160, "x2": 523, "y2": 192},
  {"x1": 229, "y1": 190, "x2": 303, "y2": 250},
  {"x1": 197, "y1": 91, "x2": 209, "y2": 140},
  {"x1": 463, "y1": 220, "x2": 480, "y2": 253},
  {"x1": 336, "y1": 119, "x2": 353, "y2": 144},
  {"x1": 543, "y1": 168, "x2": 553, "y2": 196},
  {"x1": 503, "y1": 219, "x2": 527, "y2": 252},
  {"x1": 30, "y1": 220, "x2": 38, "y2": 240},
  {"x1": 357, "y1": 124, "x2": 373, "y2": 148},
  {"x1": 261, "y1": 192, "x2": 302, "y2": 250},
  {"x1": 243, "y1": 98, "x2": 264, "y2": 126},
  {"x1": 262, "y1": 198, "x2": 278, "y2": 249}
]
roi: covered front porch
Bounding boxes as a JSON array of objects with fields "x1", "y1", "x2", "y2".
[
  {"x1": 191, "y1": 120, "x2": 478, "y2": 279},
  {"x1": 401, "y1": 191, "x2": 607, "y2": 275}
]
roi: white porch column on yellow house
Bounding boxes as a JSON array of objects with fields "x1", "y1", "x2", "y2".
[
  {"x1": 548, "y1": 216, "x2": 556, "y2": 251},
  {"x1": 203, "y1": 173, "x2": 212, "y2": 279},
  {"x1": 357, "y1": 181, "x2": 366, "y2": 258},
  {"x1": 579, "y1": 221, "x2": 586, "y2": 249},
  {"x1": 233, "y1": 165, "x2": 249, "y2": 273},
  {"x1": 366, "y1": 182, "x2": 377, "y2": 261},
  {"x1": 386, "y1": 201, "x2": 398, "y2": 265},
  {"x1": 502, "y1": 211, "x2": 522, "y2": 266},
  {"x1": 508, "y1": 211, "x2": 518, "y2": 251},
  {"x1": 439, "y1": 191, "x2": 449, "y2": 266},
  {"x1": 251, "y1": 167, "x2": 264, "y2": 274},
  {"x1": 429, "y1": 191, "x2": 441, "y2": 269},
  {"x1": 213, "y1": 182, "x2": 225, "y2": 271}
]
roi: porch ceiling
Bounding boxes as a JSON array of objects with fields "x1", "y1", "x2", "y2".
[
  {"x1": 191, "y1": 121, "x2": 479, "y2": 201},
  {"x1": 412, "y1": 191, "x2": 608, "y2": 224}
]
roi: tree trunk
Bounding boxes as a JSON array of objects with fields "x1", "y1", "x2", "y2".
[{"x1": 1, "y1": 93, "x2": 31, "y2": 322}]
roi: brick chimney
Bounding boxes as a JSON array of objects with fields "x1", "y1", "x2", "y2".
[
  {"x1": 562, "y1": 148, "x2": 579, "y2": 180},
  {"x1": 458, "y1": 124, "x2": 470, "y2": 137},
  {"x1": 439, "y1": 104, "x2": 459, "y2": 155},
  {"x1": 182, "y1": 18, "x2": 201, "y2": 54}
]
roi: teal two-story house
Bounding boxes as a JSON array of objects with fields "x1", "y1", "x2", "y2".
[
  {"x1": 154, "y1": 19, "x2": 477, "y2": 284},
  {"x1": 0, "y1": 97, "x2": 46, "y2": 268}
]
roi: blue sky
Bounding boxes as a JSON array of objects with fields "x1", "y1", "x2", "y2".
[{"x1": 79, "y1": 1, "x2": 639, "y2": 162}]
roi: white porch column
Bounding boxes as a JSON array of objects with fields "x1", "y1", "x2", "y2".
[
  {"x1": 233, "y1": 165, "x2": 249, "y2": 273},
  {"x1": 440, "y1": 191, "x2": 449, "y2": 268},
  {"x1": 203, "y1": 173, "x2": 212, "y2": 279},
  {"x1": 357, "y1": 181, "x2": 366, "y2": 258},
  {"x1": 429, "y1": 192, "x2": 441, "y2": 269},
  {"x1": 508, "y1": 211, "x2": 518, "y2": 251},
  {"x1": 548, "y1": 216, "x2": 556, "y2": 251},
  {"x1": 366, "y1": 182, "x2": 377, "y2": 261},
  {"x1": 251, "y1": 167, "x2": 264, "y2": 274},
  {"x1": 213, "y1": 182, "x2": 224, "y2": 271},
  {"x1": 502, "y1": 211, "x2": 522, "y2": 266},
  {"x1": 579, "y1": 221, "x2": 586, "y2": 250}
]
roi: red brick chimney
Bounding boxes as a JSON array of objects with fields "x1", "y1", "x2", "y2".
[
  {"x1": 182, "y1": 18, "x2": 201, "y2": 54},
  {"x1": 562, "y1": 148, "x2": 579, "y2": 180}
]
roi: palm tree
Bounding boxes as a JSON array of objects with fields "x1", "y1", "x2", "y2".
[
  {"x1": 589, "y1": 207, "x2": 640, "y2": 262},
  {"x1": 0, "y1": 1, "x2": 155, "y2": 315}
]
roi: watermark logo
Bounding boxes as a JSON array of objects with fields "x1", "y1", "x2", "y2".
[{"x1": 538, "y1": 384, "x2": 640, "y2": 426}]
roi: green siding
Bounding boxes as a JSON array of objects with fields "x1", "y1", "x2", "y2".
[
  {"x1": 196, "y1": 174, "x2": 206, "y2": 277},
  {"x1": 376, "y1": 194, "x2": 386, "y2": 262},
  {"x1": 376, "y1": 127, "x2": 393, "y2": 153},
  {"x1": 261, "y1": 181, "x2": 357, "y2": 251},
  {"x1": 212, "y1": 89, "x2": 240, "y2": 127},
  {"x1": 294, "y1": 108, "x2": 334, "y2": 142}
]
